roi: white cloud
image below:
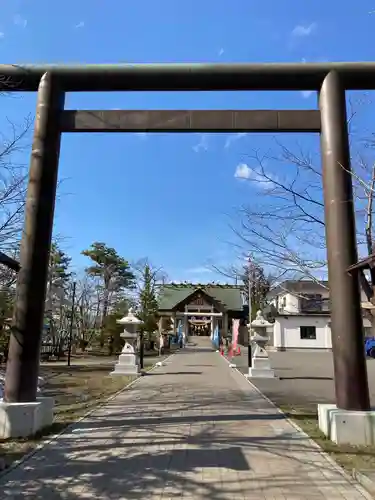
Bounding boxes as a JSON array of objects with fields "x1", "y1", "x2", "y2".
[
  {"x1": 224, "y1": 132, "x2": 247, "y2": 149},
  {"x1": 292, "y1": 23, "x2": 316, "y2": 37},
  {"x1": 218, "y1": 48, "x2": 224, "y2": 56},
  {"x1": 75, "y1": 21, "x2": 85, "y2": 29},
  {"x1": 192, "y1": 133, "x2": 209, "y2": 153},
  {"x1": 234, "y1": 162, "x2": 277, "y2": 189},
  {"x1": 234, "y1": 163, "x2": 252, "y2": 179},
  {"x1": 13, "y1": 15, "x2": 27, "y2": 28}
]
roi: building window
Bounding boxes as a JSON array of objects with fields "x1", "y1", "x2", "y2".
[
  {"x1": 300, "y1": 326, "x2": 316, "y2": 340},
  {"x1": 300, "y1": 294, "x2": 323, "y2": 312}
]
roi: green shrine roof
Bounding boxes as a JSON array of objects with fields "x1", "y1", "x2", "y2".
[{"x1": 158, "y1": 284, "x2": 244, "y2": 312}]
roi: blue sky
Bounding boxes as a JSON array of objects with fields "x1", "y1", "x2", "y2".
[{"x1": 0, "y1": 1, "x2": 374, "y2": 282}]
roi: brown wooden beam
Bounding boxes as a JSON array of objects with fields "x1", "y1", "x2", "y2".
[
  {"x1": 61, "y1": 109, "x2": 321, "y2": 133},
  {"x1": 2, "y1": 62, "x2": 375, "y2": 92}
]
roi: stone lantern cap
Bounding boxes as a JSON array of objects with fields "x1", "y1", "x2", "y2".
[
  {"x1": 251, "y1": 310, "x2": 272, "y2": 328},
  {"x1": 117, "y1": 307, "x2": 142, "y2": 326},
  {"x1": 250, "y1": 310, "x2": 272, "y2": 343}
]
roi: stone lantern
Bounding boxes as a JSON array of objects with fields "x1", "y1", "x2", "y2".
[
  {"x1": 111, "y1": 308, "x2": 141, "y2": 376},
  {"x1": 246, "y1": 310, "x2": 276, "y2": 379}
]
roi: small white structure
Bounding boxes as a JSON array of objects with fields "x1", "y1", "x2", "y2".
[
  {"x1": 246, "y1": 310, "x2": 276, "y2": 379},
  {"x1": 0, "y1": 374, "x2": 54, "y2": 439},
  {"x1": 318, "y1": 403, "x2": 375, "y2": 446},
  {"x1": 111, "y1": 308, "x2": 141, "y2": 376}
]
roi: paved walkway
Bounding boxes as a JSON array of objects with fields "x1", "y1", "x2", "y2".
[{"x1": 1, "y1": 342, "x2": 371, "y2": 499}]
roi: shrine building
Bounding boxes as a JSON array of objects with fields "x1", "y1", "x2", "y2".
[{"x1": 157, "y1": 283, "x2": 247, "y2": 338}]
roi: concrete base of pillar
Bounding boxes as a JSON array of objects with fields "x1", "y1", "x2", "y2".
[
  {"x1": 0, "y1": 396, "x2": 54, "y2": 439},
  {"x1": 318, "y1": 403, "x2": 375, "y2": 446},
  {"x1": 245, "y1": 356, "x2": 276, "y2": 379},
  {"x1": 246, "y1": 368, "x2": 276, "y2": 378},
  {"x1": 111, "y1": 353, "x2": 140, "y2": 376}
]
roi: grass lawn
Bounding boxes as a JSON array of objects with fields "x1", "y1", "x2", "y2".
[
  {"x1": 0, "y1": 354, "x2": 165, "y2": 470},
  {"x1": 280, "y1": 404, "x2": 375, "y2": 475}
]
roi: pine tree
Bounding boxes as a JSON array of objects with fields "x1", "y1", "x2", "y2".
[
  {"x1": 241, "y1": 261, "x2": 270, "y2": 320},
  {"x1": 138, "y1": 263, "x2": 159, "y2": 337},
  {"x1": 49, "y1": 243, "x2": 72, "y2": 286},
  {"x1": 137, "y1": 262, "x2": 160, "y2": 367},
  {"x1": 82, "y1": 242, "x2": 135, "y2": 347},
  {"x1": 45, "y1": 243, "x2": 73, "y2": 354},
  {"x1": 45, "y1": 243, "x2": 72, "y2": 312}
]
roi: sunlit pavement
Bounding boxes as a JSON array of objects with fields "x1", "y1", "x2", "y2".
[
  {"x1": 234, "y1": 346, "x2": 375, "y2": 410},
  {"x1": 0, "y1": 340, "x2": 371, "y2": 499}
]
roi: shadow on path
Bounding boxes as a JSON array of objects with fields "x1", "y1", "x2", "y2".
[{"x1": 0, "y1": 344, "x2": 369, "y2": 500}]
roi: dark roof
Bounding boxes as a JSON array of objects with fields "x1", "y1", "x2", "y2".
[
  {"x1": 347, "y1": 252, "x2": 375, "y2": 273},
  {"x1": 0, "y1": 251, "x2": 20, "y2": 272},
  {"x1": 267, "y1": 280, "x2": 329, "y2": 298},
  {"x1": 158, "y1": 284, "x2": 244, "y2": 311}
]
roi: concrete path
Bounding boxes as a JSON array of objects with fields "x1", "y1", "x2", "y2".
[{"x1": 0, "y1": 343, "x2": 371, "y2": 499}]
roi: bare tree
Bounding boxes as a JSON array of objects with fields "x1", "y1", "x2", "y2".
[
  {"x1": 232, "y1": 99, "x2": 375, "y2": 327},
  {"x1": 132, "y1": 258, "x2": 168, "y2": 293},
  {"x1": 232, "y1": 146, "x2": 328, "y2": 284},
  {"x1": 0, "y1": 114, "x2": 32, "y2": 254},
  {"x1": 74, "y1": 275, "x2": 103, "y2": 350},
  {"x1": 0, "y1": 107, "x2": 32, "y2": 335}
]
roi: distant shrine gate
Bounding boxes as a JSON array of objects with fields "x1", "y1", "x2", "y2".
[{"x1": 157, "y1": 284, "x2": 246, "y2": 338}]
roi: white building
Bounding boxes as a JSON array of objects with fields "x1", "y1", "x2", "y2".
[{"x1": 267, "y1": 280, "x2": 372, "y2": 351}]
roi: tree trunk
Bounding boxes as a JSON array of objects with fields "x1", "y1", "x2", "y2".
[
  {"x1": 140, "y1": 332, "x2": 144, "y2": 369},
  {"x1": 100, "y1": 285, "x2": 110, "y2": 348}
]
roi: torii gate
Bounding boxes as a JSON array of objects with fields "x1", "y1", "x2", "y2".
[{"x1": 0, "y1": 62, "x2": 373, "y2": 414}]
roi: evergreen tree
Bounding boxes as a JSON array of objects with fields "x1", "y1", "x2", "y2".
[
  {"x1": 138, "y1": 263, "x2": 159, "y2": 338},
  {"x1": 49, "y1": 243, "x2": 72, "y2": 287},
  {"x1": 241, "y1": 261, "x2": 270, "y2": 320},
  {"x1": 136, "y1": 261, "x2": 160, "y2": 367},
  {"x1": 45, "y1": 243, "x2": 72, "y2": 312},
  {"x1": 45, "y1": 243, "x2": 73, "y2": 353},
  {"x1": 82, "y1": 242, "x2": 135, "y2": 346}
]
